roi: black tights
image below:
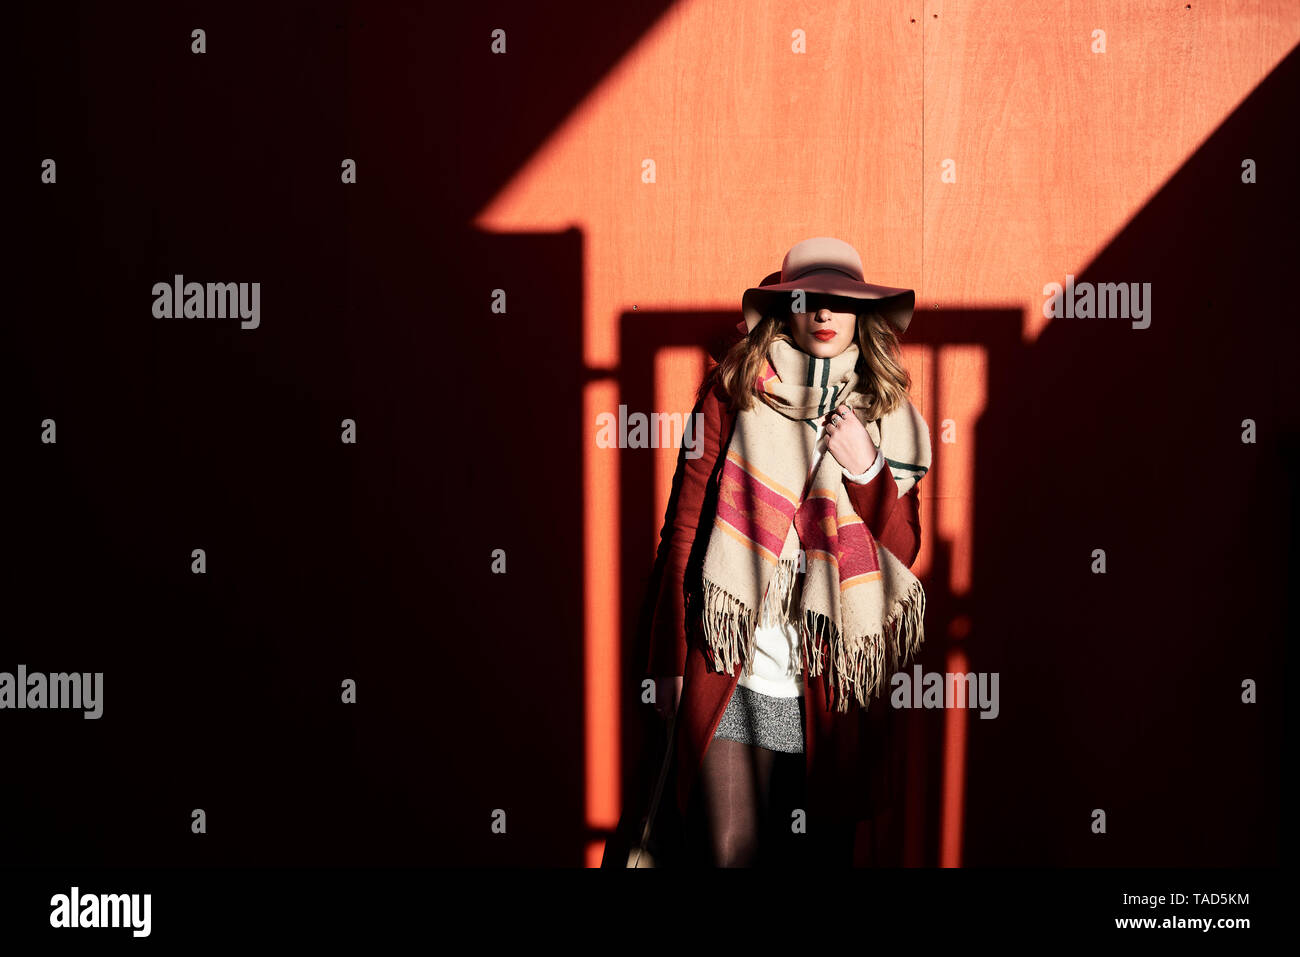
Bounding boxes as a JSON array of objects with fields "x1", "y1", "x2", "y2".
[{"x1": 683, "y1": 737, "x2": 857, "y2": 867}]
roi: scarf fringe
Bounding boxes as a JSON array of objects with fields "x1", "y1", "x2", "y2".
[
  {"x1": 700, "y1": 576, "x2": 760, "y2": 676},
  {"x1": 798, "y1": 576, "x2": 927, "y2": 713},
  {"x1": 759, "y1": 557, "x2": 802, "y2": 628},
  {"x1": 702, "y1": 572, "x2": 927, "y2": 714}
]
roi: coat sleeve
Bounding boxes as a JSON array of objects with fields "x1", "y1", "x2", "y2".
[
  {"x1": 841, "y1": 463, "x2": 923, "y2": 569},
  {"x1": 642, "y1": 386, "x2": 725, "y2": 677}
]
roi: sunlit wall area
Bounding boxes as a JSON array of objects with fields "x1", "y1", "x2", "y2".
[{"x1": 474, "y1": 0, "x2": 1299, "y2": 866}]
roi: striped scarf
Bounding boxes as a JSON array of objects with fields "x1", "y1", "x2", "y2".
[{"x1": 698, "y1": 337, "x2": 931, "y2": 712}]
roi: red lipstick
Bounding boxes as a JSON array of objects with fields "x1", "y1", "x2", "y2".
[{"x1": 812, "y1": 330, "x2": 837, "y2": 341}]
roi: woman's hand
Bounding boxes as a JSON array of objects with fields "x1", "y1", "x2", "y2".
[
  {"x1": 653, "y1": 675, "x2": 683, "y2": 720},
  {"x1": 823, "y1": 403, "x2": 877, "y2": 475}
]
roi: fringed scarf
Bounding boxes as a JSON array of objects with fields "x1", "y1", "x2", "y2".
[{"x1": 699, "y1": 337, "x2": 931, "y2": 712}]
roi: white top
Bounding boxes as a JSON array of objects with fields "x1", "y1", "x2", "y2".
[{"x1": 736, "y1": 422, "x2": 888, "y2": 697}]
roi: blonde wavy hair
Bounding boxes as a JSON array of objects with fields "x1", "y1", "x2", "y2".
[{"x1": 697, "y1": 310, "x2": 912, "y2": 420}]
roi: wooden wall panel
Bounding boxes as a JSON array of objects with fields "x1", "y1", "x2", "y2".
[{"x1": 476, "y1": 0, "x2": 1298, "y2": 865}]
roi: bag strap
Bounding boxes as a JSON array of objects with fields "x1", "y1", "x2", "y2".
[{"x1": 637, "y1": 708, "x2": 678, "y2": 852}]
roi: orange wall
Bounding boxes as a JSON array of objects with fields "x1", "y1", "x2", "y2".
[{"x1": 477, "y1": 0, "x2": 1300, "y2": 865}]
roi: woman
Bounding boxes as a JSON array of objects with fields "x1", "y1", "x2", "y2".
[{"x1": 643, "y1": 237, "x2": 931, "y2": 867}]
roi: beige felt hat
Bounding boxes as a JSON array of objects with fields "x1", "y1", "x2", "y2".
[{"x1": 740, "y1": 237, "x2": 916, "y2": 334}]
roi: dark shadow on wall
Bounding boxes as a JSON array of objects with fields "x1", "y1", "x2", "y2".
[
  {"x1": 959, "y1": 43, "x2": 1298, "y2": 866},
  {"x1": 5, "y1": 0, "x2": 1292, "y2": 869},
  {"x1": 6, "y1": 0, "x2": 677, "y2": 867}
]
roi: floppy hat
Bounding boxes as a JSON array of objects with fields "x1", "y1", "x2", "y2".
[{"x1": 740, "y1": 236, "x2": 916, "y2": 334}]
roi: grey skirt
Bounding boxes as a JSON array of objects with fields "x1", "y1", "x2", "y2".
[{"x1": 712, "y1": 684, "x2": 805, "y2": 753}]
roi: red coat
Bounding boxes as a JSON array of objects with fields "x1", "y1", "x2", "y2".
[{"x1": 643, "y1": 379, "x2": 923, "y2": 822}]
